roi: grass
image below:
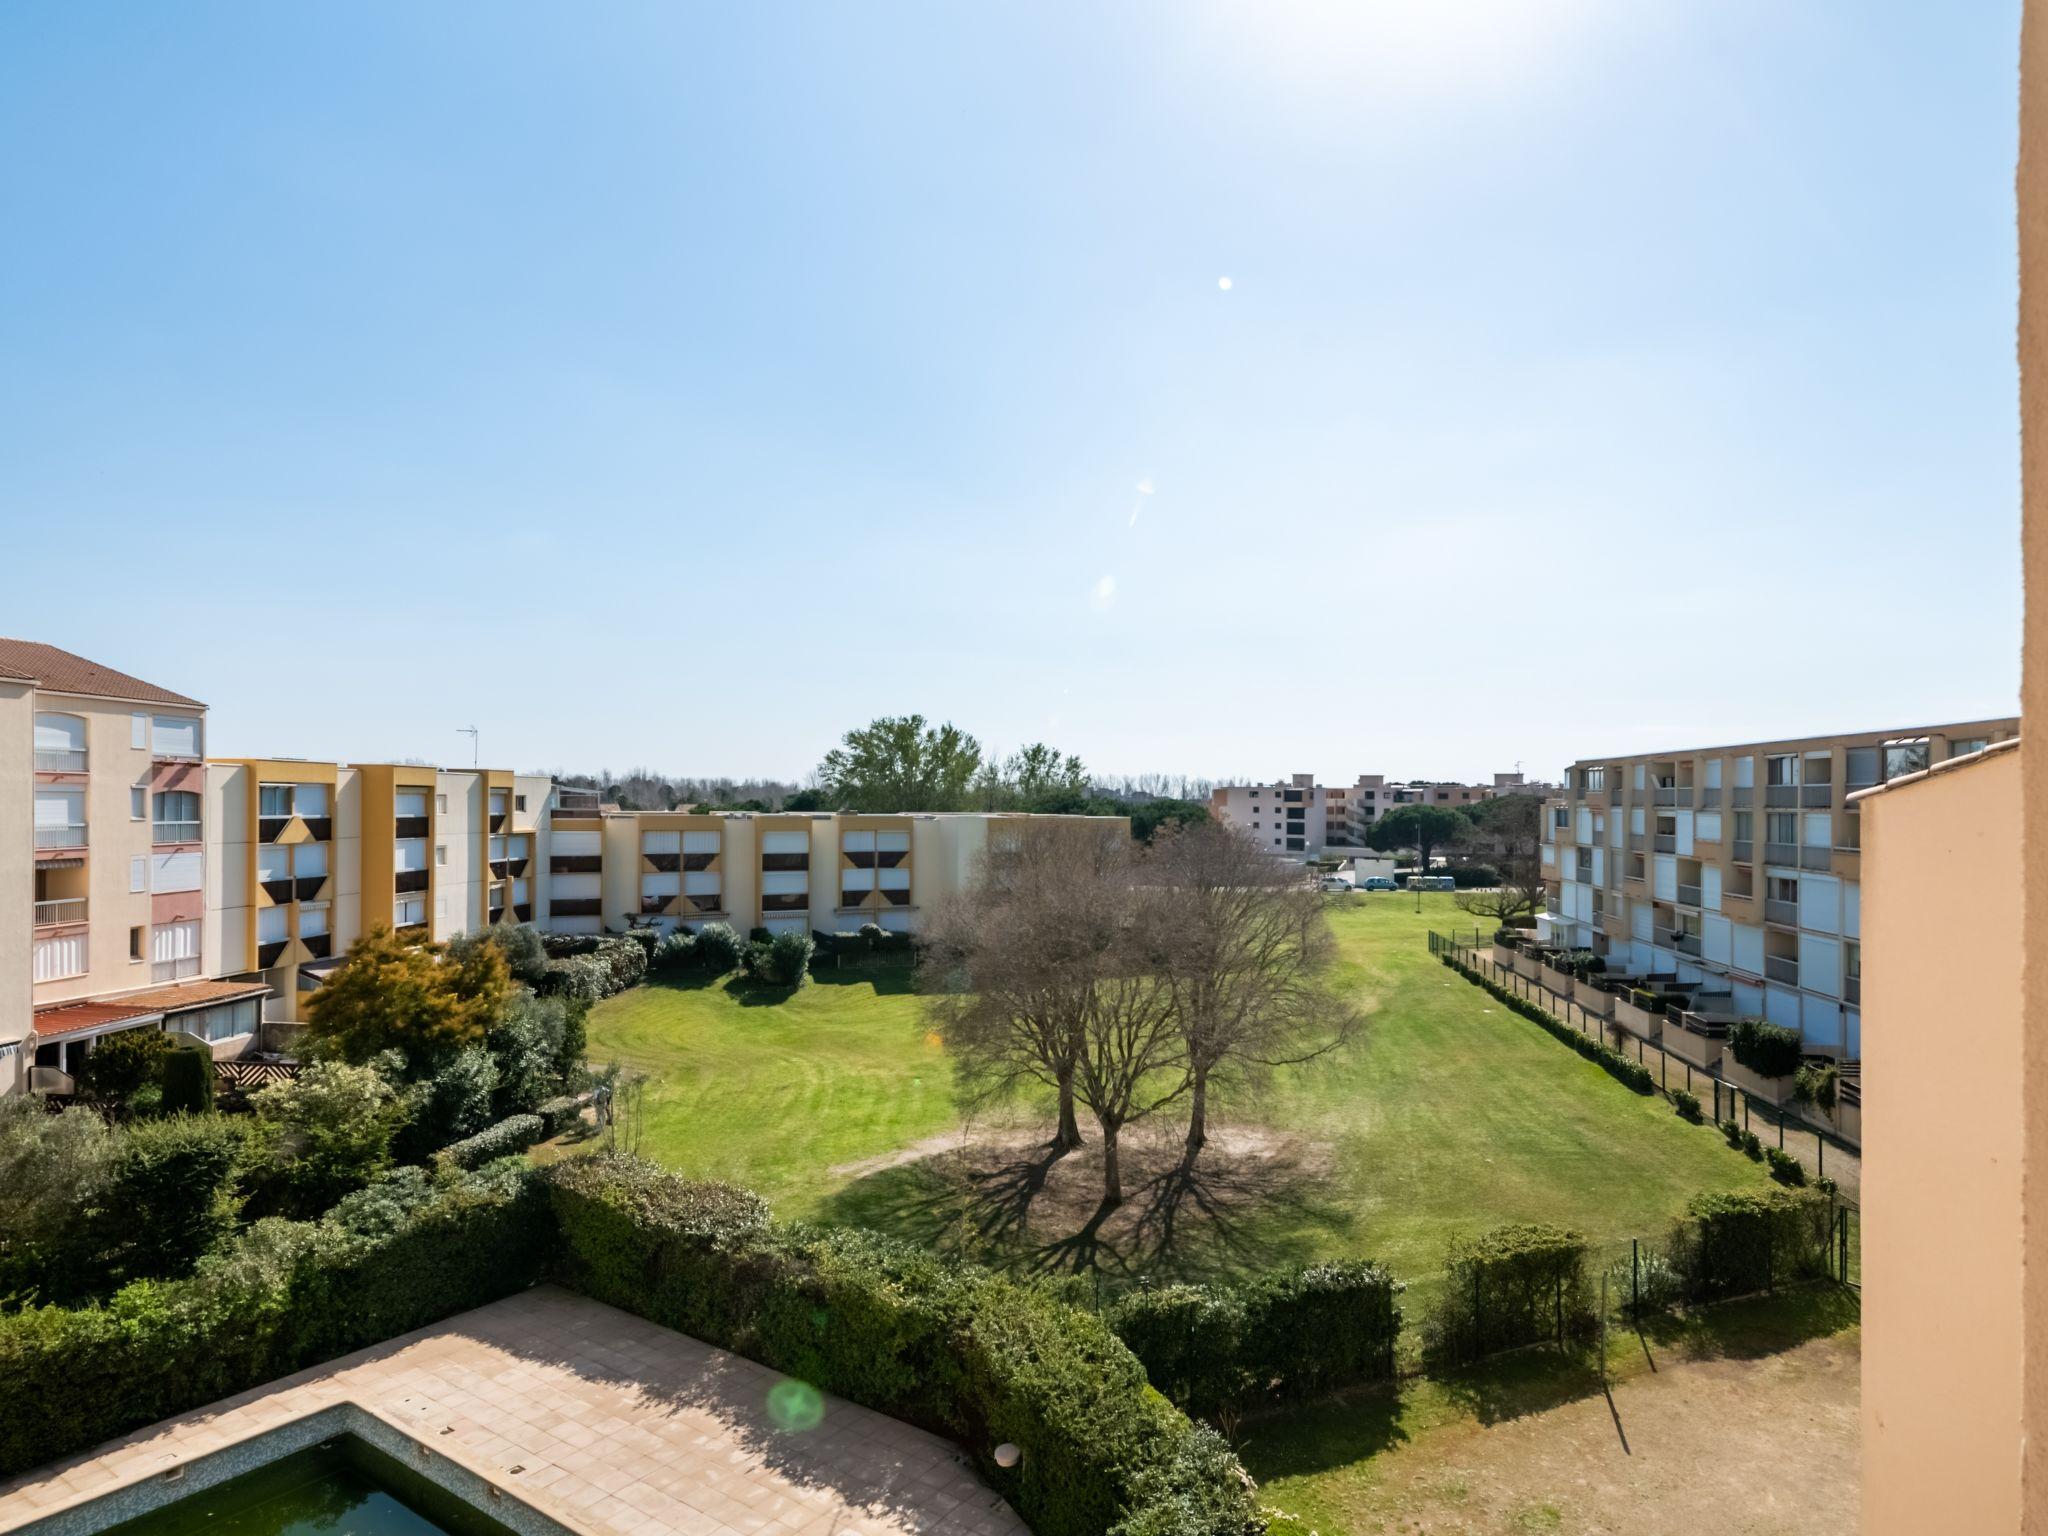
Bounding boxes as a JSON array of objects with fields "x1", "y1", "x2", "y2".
[{"x1": 585, "y1": 893, "x2": 1776, "y2": 1292}]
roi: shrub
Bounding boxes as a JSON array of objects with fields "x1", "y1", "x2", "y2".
[
  {"x1": 1765, "y1": 1146, "x2": 1807, "y2": 1186},
  {"x1": 692, "y1": 922, "x2": 745, "y2": 974},
  {"x1": 73, "y1": 1029, "x2": 175, "y2": 1108},
  {"x1": 436, "y1": 1114, "x2": 544, "y2": 1170},
  {"x1": 95, "y1": 1115, "x2": 246, "y2": 1288},
  {"x1": 537, "y1": 1094, "x2": 587, "y2": 1137},
  {"x1": 1105, "y1": 1285, "x2": 1251, "y2": 1420},
  {"x1": 741, "y1": 938, "x2": 773, "y2": 981},
  {"x1": 546, "y1": 1156, "x2": 1259, "y2": 1536},
  {"x1": 744, "y1": 929, "x2": 814, "y2": 988},
  {"x1": 1421, "y1": 1223, "x2": 1594, "y2": 1367},
  {"x1": 1666, "y1": 1187, "x2": 1832, "y2": 1302},
  {"x1": 1742, "y1": 1130, "x2": 1764, "y2": 1159},
  {"x1": 1236, "y1": 1260, "x2": 1401, "y2": 1401},
  {"x1": 159, "y1": 1049, "x2": 215, "y2": 1115},
  {"x1": 1629, "y1": 988, "x2": 1667, "y2": 1016},
  {"x1": 1728, "y1": 1018, "x2": 1803, "y2": 1079},
  {"x1": 1720, "y1": 1118, "x2": 1744, "y2": 1148},
  {"x1": 1672, "y1": 1089, "x2": 1702, "y2": 1122},
  {"x1": 248, "y1": 1060, "x2": 404, "y2": 1219},
  {"x1": 539, "y1": 953, "x2": 607, "y2": 1004},
  {"x1": 1793, "y1": 1061, "x2": 1839, "y2": 1113},
  {"x1": 1606, "y1": 1245, "x2": 1681, "y2": 1316},
  {"x1": 1449, "y1": 864, "x2": 1499, "y2": 888},
  {"x1": 393, "y1": 1046, "x2": 501, "y2": 1164},
  {"x1": 651, "y1": 930, "x2": 698, "y2": 972}
]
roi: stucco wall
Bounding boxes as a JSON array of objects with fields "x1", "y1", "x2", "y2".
[
  {"x1": 2024, "y1": 1, "x2": 2048, "y2": 1524},
  {"x1": 1861, "y1": 745, "x2": 2025, "y2": 1534},
  {"x1": 0, "y1": 683, "x2": 31, "y2": 1089}
]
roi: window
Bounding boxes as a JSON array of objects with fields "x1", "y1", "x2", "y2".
[
  {"x1": 396, "y1": 894, "x2": 427, "y2": 927},
  {"x1": 1766, "y1": 754, "x2": 1799, "y2": 786},
  {"x1": 34, "y1": 714, "x2": 88, "y2": 772},
  {"x1": 131, "y1": 713, "x2": 148, "y2": 750},
  {"x1": 1766, "y1": 811, "x2": 1797, "y2": 845},
  {"x1": 1884, "y1": 738, "x2": 1931, "y2": 779},
  {"x1": 258, "y1": 907, "x2": 288, "y2": 944},
  {"x1": 1768, "y1": 875, "x2": 1798, "y2": 904},
  {"x1": 436, "y1": 793, "x2": 449, "y2": 814},
  {"x1": 1734, "y1": 810, "x2": 1754, "y2": 843},
  {"x1": 129, "y1": 925, "x2": 145, "y2": 961},
  {"x1": 515, "y1": 794, "x2": 527, "y2": 812},
  {"x1": 151, "y1": 715, "x2": 201, "y2": 758},
  {"x1": 436, "y1": 844, "x2": 448, "y2": 866},
  {"x1": 130, "y1": 856, "x2": 147, "y2": 893},
  {"x1": 259, "y1": 783, "x2": 295, "y2": 819},
  {"x1": 131, "y1": 785, "x2": 147, "y2": 820},
  {"x1": 1584, "y1": 766, "x2": 1605, "y2": 792},
  {"x1": 153, "y1": 789, "x2": 201, "y2": 843},
  {"x1": 1950, "y1": 738, "x2": 1989, "y2": 759}
]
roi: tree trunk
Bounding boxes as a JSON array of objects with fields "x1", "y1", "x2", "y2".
[
  {"x1": 1099, "y1": 1120, "x2": 1124, "y2": 1209},
  {"x1": 1182, "y1": 1068, "x2": 1209, "y2": 1166},
  {"x1": 1055, "y1": 1068, "x2": 1083, "y2": 1151}
]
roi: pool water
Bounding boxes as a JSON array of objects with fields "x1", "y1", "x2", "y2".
[{"x1": 101, "y1": 1436, "x2": 523, "y2": 1536}]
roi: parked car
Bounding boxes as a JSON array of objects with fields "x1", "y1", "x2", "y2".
[
  {"x1": 1361, "y1": 875, "x2": 1397, "y2": 891},
  {"x1": 1318, "y1": 874, "x2": 1356, "y2": 892}
]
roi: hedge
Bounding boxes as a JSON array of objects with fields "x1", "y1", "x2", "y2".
[
  {"x1": 1662, "y1": 1187, "x2": 1832, "y2": 1302},
  {"x1": 546, "y1": 1156, "x2": 1259, "y2": 1536},
  {"x1": 1106, "y1": 1261, "x2": 1401, "y2": 1420},
  {"x1": 436, "y1": 1114, "x2": 544, "y2": 1170},
  {"x1": 536, "y1": 1094, "x2": 588, "y2": 1137},
  {"x1": 1441, "y1": 953, "x2": 1655, "y2": 1093},
  {"x1": 1728, "y1": 1018, "x2": 1803, "y2": 1079},
  {"x1": 0, "y1": 1161, "x2": 548, "y2": 1477},
  {"x1": 1420, "y1": 1222, "x2": 1595, "y2": 1367}
]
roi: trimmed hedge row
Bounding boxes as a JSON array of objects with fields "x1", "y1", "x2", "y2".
[
  {"x1": 1420, "y1": 1222, "x2": 1595, "y2": 1367},
  {"x1": 1729, "y1": 1018, "x2": 1803, "y2": 1079},
  {"x1": 1663, "y1": 1187, "x2": 1832, "y2": 1301},
  {"x1": 436, "y1": 1113, "x2": 544, "y2": 1170},
  {"x1": 0, "y1": 1160, "x2": 548, "y2": 1477},
  {"x1": 1441, "y1": 953, "x2": 1655, "y2": 1093},
  {"x1": 546, "y1": 1156, "x2": 1260, "y2": 1536},
  {"x1": 536, "y1": 1094, "x2": 588, "y2": 1137},
  {"x1": 1104, "y1": 1262, "x2": 1401, "y2": 1420}
]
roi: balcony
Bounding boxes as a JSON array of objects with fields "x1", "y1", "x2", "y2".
[
  {"x1": 1698, "y1": 787, "x2": 1721, "y2": 808},
  {"x1": 394, "y1": 815, "x2": 430, "y2": 839},
  {"x1": 34, "y1": 824, "x2": 87, "y2": 850},
  {"x1": 1675, "y1": 932, "x2": 1701, "y2": 956},
  {"x1": 1799, "y1": 847, "x2": 1833, "y2": 873},
  {"x1": 1845, "y1": 975, "x2": 1861, "y2": 1005},
  {"x1": 1731, "y1": 839, "x2": 1753, "y2": 863},
  {"x1": 33, "y1": 897, "x2": 86, "y2": 927},
  {"x1": 551, "y1": 898, "x2": 602, "y2": 918},
  {"x1": 1627, "y1": 832, "x2": 1644, "y2": 852},
  {"x1": 1765, "y1": 898, "x2": 1799, "y2": 927},
  {"x1": 1764, "y1": 954, "x2": 1800, "y2": 985},
  {"x1": 1800, "y1": 784, "x2": 1833, "y2": 808},
  {"x1": 34, "y1": 749, "x2": 87, "y2": 773},
  {"x1": 1653, "y1": 787, "x2": 1677, "y2": 806},
  {"x1": 551, "y1": 855, "x2": 602, "y2": 875},
  {"x1": 1765, "y1": 785, "x2": 1800, "y2": 808},
  {"x1": 1653, "y1": 834, "x2": 1676, "y2": 853},
  {"x1": 1765, "y1": 841, "x2": 1798, "y2": 865},
  {"x1": 152, "y1": 820, "x2": 202, "y2": 845},
  {"x1": 1731, "y1": 786, "x2": 1754, "y2": 807},
  {"x1": 1676, "y1": 883, "x2": 1702, "y2": 907},
  {"x1": 394, "y1": 869, "x2": 430, "y2": 894}
]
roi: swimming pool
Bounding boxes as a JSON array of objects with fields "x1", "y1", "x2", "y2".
[{"x1": 99, "y1": 1435, "x2": 523, "y2": 1536}]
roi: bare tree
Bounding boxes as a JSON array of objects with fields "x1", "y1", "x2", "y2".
[
  {"x1": 1071, "y1": 912, "x2": 1188, "y2": 1209},
  {"x1": 923, "y1": 821, "x2": 1133, "y2": 1153},
  {"x1": 1149, "y1": 822, "x2": 1361, "y2": 1168},
  {"x1": 1455, "y1": 794, "x2": 1546, "y2": 927}
]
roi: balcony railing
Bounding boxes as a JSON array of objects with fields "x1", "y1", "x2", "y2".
[
  {"x1": 1653, "y1": 787, "x2": 1677, "y2": 806},
  {"x1": 1731, "y1": 786, "x2": 1754, "y2": 807},
  {"x1": 1800, "y1": 784, "x2": 1833, "y2": 808},
  {"x1": 1764, "y1": 841, "x2": 1798, "y2": 865},
  {"x1": 1627, "y1": 833, "x2": 1644, "y2": 851},
  {"x1": 152, "y1": 956, "x2": 200, "y2": 983},
  {"x1": 1653, "y1": 834, "x2": 1676, "y2": 853},
  {"x1": 1676, "y1": 883, "x2": 1702, "y2": 907},
  {"x1": 1731, "y1": 839, "x2": 1753, "y2": 862},
  {"x1": 34, "y1": 749, "x2": 87, "y2": 773},
  {"x1": 1765, "y1": 898, "x2": 1799, "y2": 927},
  {"x1": 1845, "y1": 975, "x2": 1860, "y2": 1005},
  {"x1": 1764, "y1": 954, "x2": 1800, "y2": 985},
  {"x1": 1698, "y1": 787, "x2": 1721, "y2": 807},
  {"x1": 1674, "y1": 933, "x2": 1701, "y2": 957},
  {"x1": 152, "y1": 820, "x2": 201, "y2": 844},
  {"x1": 34, "y1": 824, "x2": 87, "y2": 849},
  {"x1": 1799, "y1": 847, "x2": 1833, "y2": 872},
  {"x1": 1765, "y1": 785, "x2": 1800, "y2": 807},
  {"x1": 33, "y1": 897, "x2": 86, "y2": 926}
]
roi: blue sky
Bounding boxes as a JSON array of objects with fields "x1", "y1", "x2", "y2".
[{"x1": 0, "y1": 2, "x2": 2022, "y2": 784}]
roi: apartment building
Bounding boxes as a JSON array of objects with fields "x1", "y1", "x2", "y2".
[
  {"x1": 1211, "y1": 770, "x2": 1550, "y2": 857},
  {"x1": 2, "y1": 640, "x2": 268, "y2": 1094},
  {"x1": 1538, "y1": 717, "x2": 2018, "y2": 1061}
]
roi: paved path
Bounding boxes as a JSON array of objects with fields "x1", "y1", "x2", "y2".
[{"x1": 0, "y1": 1286, "x2": 1027, "y2": 1536}]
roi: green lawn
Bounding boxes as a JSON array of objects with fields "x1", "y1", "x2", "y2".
[{"x1": 585, "y1": 893, "x2": 1774, "y2": 1291}]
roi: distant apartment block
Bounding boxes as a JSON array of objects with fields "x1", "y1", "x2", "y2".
[
  {"x1": 3, "y1": 640, "x2": 1128, "y2": 1092},
  {"x1": 1538, "y1": 718, "x2": 2018, "y2": 1060},
  {"x1": 1211, "y1": 770, "x2": 1550, "y2": 857}
]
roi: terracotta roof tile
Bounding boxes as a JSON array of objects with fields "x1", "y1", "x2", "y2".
[
  {"x1": 32, "y1": 979, "x2": 268, "y2": 1039},
  {"x1": 0, "y1": 638, "x2": 203, "y2": 709}
]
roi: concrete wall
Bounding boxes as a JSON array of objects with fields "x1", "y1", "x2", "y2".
[
  {"x1": 2024, "y1": 2, "x2": 2048, "y2": 1521},
  {"x1": 0, "y1": 683, "x2": 30, "y2": 1091},
  {"x1": 1860, "y1": 744, "x2": 2024, "y2": 1535}
]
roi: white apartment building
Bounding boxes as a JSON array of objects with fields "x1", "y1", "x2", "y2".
[{"x1": 1211, "y1": 770, "x2": 1551, "y2": 858}]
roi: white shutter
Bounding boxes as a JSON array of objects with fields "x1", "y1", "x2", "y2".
[
  {"x1": 151, "y1": 715, "x2": 200, "y2": 757},
  {"x1": 842, "y1": 831, "x2": 875, "y2": 853},
  {"x1": 394, "y1": 838, "x2": 429, "y2": 872},
  {"x1": 552, "y1": 830, "x2": 601, "y2": 856},
  {"x1": 683, "y1": 831, "x2": 720, "y2": 854},
  {"x1": 131, "y1": 713, "x2": 148, "y2": 749},
  {"x1": 685, "y1": 872, "x2": 720, "y2": 896},
  {"x1": 153, "y1": 919, "x2": 201, "y2": 963},
  {"x1": 131, "y1": 856, "x2": 148, "y2": 893},
  {"x1": 841, "y1": 868, "x2": 876, "y2": 893},
  {"x1": 1804, "y1": 812, "x2": 1832, "y2": 848},
  {"x1": 152, "y1": 850, "x2": 203, "y2": 893},
  {"x1": 33, "y1": 715, "x2": 84, "y2": 754},
  {"x1": 297, "y1": 783, "x2": 330, "y2": 817},
  {"x1": 299, "y1": 904, "x2": 329, "y2": 938},
  {"x1": 642, "y1": 873, "x2": 680, "y2": 897},
  {"x1": 33, "y1": 932, "x2": 87, "y2": 982},
  {"x1": 763, "y1": 831, "x2": 809, "y2": 855},
  {"x1": 396, "y1": 791, "x2": 429, "y2": 817},
  {"x1": 1702, "y1": 865, "x2": 1722, "y2": 911},
  {"x1": 34, "y1": 788, "x2": 82, "y2": 829},
  {"x1": 879, "y1": 868, "x2": 910, "y2": 891},
  {"x1": 258, "y1": 907, "x2": 288, "y2": 943},
  {"x1": 296, "y1": 843, "x2": 328, "y2": 879},
  {"x1": 642, "y1": 831, "x2": 681, "y2": 855},
  {"x1": 552, "y1": 873, "x2": 601, "y2": 899},
  {"x1": 761, "y1": 871, "x2": 808, "y2": 896},
  {"x1": 257, "y1": 846, "x2": 291, "y2": 881},
  {"x1": 876, "y1": 831, "x2": 910, "y2": 854}
]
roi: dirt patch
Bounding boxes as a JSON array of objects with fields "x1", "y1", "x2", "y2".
[
  {"x1": 831, "y1": 1120, "x2": 1338, "y2": 1282},
  {"x1": 1266, "y1": 1331, "x2": 1860, "y2": 1535}
]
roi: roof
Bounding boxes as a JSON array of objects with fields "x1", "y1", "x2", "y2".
[
  {"x1": 31, "y1": 978, "x2": 270, "y2": 1040},
  {"x1": 1846, "y1": 734, "x2": 2021, "y2": 803},
  {"x1": 0, "y1": 639, "x2": 203, "y2": 709}
]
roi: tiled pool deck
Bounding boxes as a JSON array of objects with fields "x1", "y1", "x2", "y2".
[{"x1": 0, "y1": 1285, "x2": 1029, "y2": 1536}]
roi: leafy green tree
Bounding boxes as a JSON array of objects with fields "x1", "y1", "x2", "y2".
[
  {"x1": 159, "y1": 1049, "x2": 215, "y2": 1115},
  {"x1": 1365, "y1": 804, "x2": 1471, "y2": 872},
  {"x1": 817, "y1": 715, "x2": 984, "y2": 812},
  {"x1": 95, "y1": 1116, "x2": 245, "y2": 1285},
  {"x1": 489, "y1": 993, "x2": 569, "y2": 1115},
  {"x1": 249, "y1": 1060, "x2": 403, "y2": 1219},
  {"x1": 0, "y1": 1098, "x2": 115, "y2": 1300},
  {"x1": 449, "y1": 923, "x2": 547, "y2": 986},
  {"x1": 73, "y1": 1029, "x2": 174, "y2": 1109},
  {"x1": 305, "y1": 926, "x2": 509, "y2": 1064},
  {"x1": 781, "y1": 787, "x2": 831, "y2": 811}
]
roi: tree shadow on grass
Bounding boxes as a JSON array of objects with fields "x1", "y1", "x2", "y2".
[
  {"x1": 813, "y1": 1127, "x2": 1355, "y2": 1291},
  {"x1": 1233, "y1": 1385, "x2": 1410, "y2": 1483},
  {"x1": 808, "y1": 958, "x2": 920, "y2": 997},
  {"x1": 1428, "y1": 1347, "x2": 1606, "y2": 1428}
]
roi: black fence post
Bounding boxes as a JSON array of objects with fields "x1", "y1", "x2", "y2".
[
  {"x1": 1818, "y1": 1134, "x2": 1825, "y2": 1179},
  {"x1": 1744, "y1": 1096, "x2": 1750, "y2": 1134},
  {"x1": 1632, "y1": 1237, "x2": 1640, "y2": 1316},
  {"x1": 1778, "y1": 1113, "x2": 1785, "y2": 1151}
]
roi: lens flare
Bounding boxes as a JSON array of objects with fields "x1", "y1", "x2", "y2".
[{"x1": 767, "y1": 1378, "x2": 825, "y2": 1432}]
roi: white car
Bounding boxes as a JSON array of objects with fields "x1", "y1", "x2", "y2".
[{"x1": 1318, "y1": 874, "x2": 1356, "y2": 892}]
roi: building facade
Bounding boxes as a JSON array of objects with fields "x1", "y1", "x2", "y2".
[
  {"x1": 1210, "y1": 770, "x2": 1550, "y2": 858},
  {"x1": 1538, "y1": 718, "x2": 2018, "y2": 1061}
]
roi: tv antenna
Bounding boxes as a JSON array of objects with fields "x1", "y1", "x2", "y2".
[{"x1": 457, "y1": 726, "x2": 478, "y2": 767}]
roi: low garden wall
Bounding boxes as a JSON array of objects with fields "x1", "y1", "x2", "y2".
[
  {"x1": 1720, "y1": 1055, "x2": 1794, "y2": 1108},
  {"x1": 1660, "y1": 1023, "x2": 1724, "y2": 1072}
]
